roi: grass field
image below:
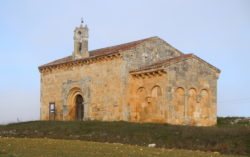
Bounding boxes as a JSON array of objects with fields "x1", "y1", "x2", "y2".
[
  {"x1": 0, "y1": 117, "x2": 249, "y2": 156},
  {"x1": 0, "y1": 137, "x2": 245, "y2": 157}
]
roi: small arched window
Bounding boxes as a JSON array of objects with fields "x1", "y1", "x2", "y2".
[
  {"x1": 151, "y1": 85, "x2": 162, "y2": 97},
  {"x1": 174, "y1": 87, "x2": 185, "y2": 119},
  {"x1": 137, "y1": 87, "x2": 146, "y2": 95},
  {"x1": 200, "y1": 89, "x2": 209, "y2": 106}
]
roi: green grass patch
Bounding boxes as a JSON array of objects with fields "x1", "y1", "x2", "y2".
[{"x1": 0, "y1": 117, "x2": 249, "y2": 156}]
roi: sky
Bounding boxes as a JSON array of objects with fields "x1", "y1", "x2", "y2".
[{"x1": 0, "y1": 0, "x2": 249, "y2": 124}]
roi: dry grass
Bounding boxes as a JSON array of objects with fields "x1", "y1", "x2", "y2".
[
  {"x1": 0, "y1": 117, "x2": 249, "y2": 156},
  {"x1": 0, "y1": 137, "x2": 245, "y2": 157}
]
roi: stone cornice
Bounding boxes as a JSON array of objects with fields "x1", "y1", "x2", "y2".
[
  {"x1": 39, "y1": 53, "x2": 121, "y2": 74},
  {"x1": 130, "y1": 68, "x2": 166, "y2": 79}
]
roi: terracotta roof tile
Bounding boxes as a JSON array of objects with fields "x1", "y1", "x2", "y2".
[
  {"x1": 90, "y1": 37, "x2": 155, "y2": 56},
  {"x1": 39, "y1": 37, "x2": 156, "y2": 69},
  {"x1": 130, "y1": 54, "x2": 220, "y2": 73}
]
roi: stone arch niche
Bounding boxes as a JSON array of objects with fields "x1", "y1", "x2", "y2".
[
  {"x1": 151, "y1": 85, "x2": 162, "y2": 98},
  {"x1": 173, "y1": 87, "x2": 185, "y2": 124},
  {"x1": 137, "y1": 87, "x2": 147, "y2": 96},
  {"x1": 150, "y1": 85, "x2": 163, "y2": 120},
  {"x1": 135, "y1": 87, "x2": 147, "y2": 121},
  {"x1": 200, "y1": 89, "x2": 210, "y2": 119},
  {"x1": 66, "y1": 87, "x2": 84, "y2": 120},
  {"x1": 187, "y1": 88, "x2": 197, "y2": 123}
]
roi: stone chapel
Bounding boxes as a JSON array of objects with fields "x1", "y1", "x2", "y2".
[{"x1": 39, "y1": 22, "x2": 220, "y2": 126}]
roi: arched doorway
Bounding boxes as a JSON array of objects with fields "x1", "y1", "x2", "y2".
[
  {"x1": 75, "y1": 94, "x2": 84, "y2": 120},
  {"x1": 66, "y1": 87, "x2": 84, "y2": 120}
]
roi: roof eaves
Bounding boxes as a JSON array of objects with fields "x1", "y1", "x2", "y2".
[
  {"x1": 38, "y1": 51, "x2": 122, "y2": 71},
  {"x1": 130, "y1": 54, "x2": 193, "y2": 73},
  {"x1": 38, "y1": 36, "x2": 156, "y2": 71},
  {"x1": 191, "y1": 54, "x2": 221, "y2": 73},
  {"x1": 130, "y1": 53, "x2": 221, "y2": 74}
]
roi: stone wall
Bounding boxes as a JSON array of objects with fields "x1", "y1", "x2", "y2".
[
  {"x1": 40, "y1": 37, "x2": 219, "y2": 126},
  {"x1": 40, "y1": 56, "x2": 126, "y2": 121},
  {"x1": 118, "y1": 37, "x2": 183, "y2": 121},
  {"x1": 165, "y1": 58, "x2": 219, "y2": 126},
  {"x1": 128, "y1": 74, "x2": 168, "y2": 123},
  {"x1": 127, "y1": 57, "x2": 219, "y2": 126},
  {"x1": 122, "y1": 37, "x2": 182, "y2": 70}
]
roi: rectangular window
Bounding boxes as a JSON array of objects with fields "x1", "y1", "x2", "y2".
[
  {"x1": 49, "y1": 102, "x2": 56, "y2": 120},
  {"x1": 49, "y1": 103, "x2": 55, "y2": 113}
]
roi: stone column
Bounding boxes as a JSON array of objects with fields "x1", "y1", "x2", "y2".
[{"x1": 184, "y1": 92, "x2": 189, "y2": 125}]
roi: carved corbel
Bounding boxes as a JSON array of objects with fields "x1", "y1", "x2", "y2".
[{"x1": 144, "y1": 73, "x2": 151, "y2": 78}]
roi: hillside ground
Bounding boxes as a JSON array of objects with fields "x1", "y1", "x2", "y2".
[
  {"x1": 0, "y1": 137, "x2": 245, "y2": 157},
  {"x1": 0, "y1": 117, "x2": 249, "y2": 156}
]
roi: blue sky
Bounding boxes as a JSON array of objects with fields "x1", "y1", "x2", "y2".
[{"x1": 0, "y1": 0, "x2": 249, "y2": 123}]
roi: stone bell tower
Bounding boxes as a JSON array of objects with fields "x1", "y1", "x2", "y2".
[{"x1": 73, "y1": 19, "x2": 89, "y2": 59}]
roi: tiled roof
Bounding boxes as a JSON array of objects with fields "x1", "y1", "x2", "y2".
[
  {"x1": 130, "y1": 54, "x2": 221, "y2": 73},
  {"x1": 39, "y1": 37, "x2": 156, "y2": 69}
]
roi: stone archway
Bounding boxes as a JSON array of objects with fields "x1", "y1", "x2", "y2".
[{"x1": 67, "y1": 87, "x2": 84, "y2": 120}]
